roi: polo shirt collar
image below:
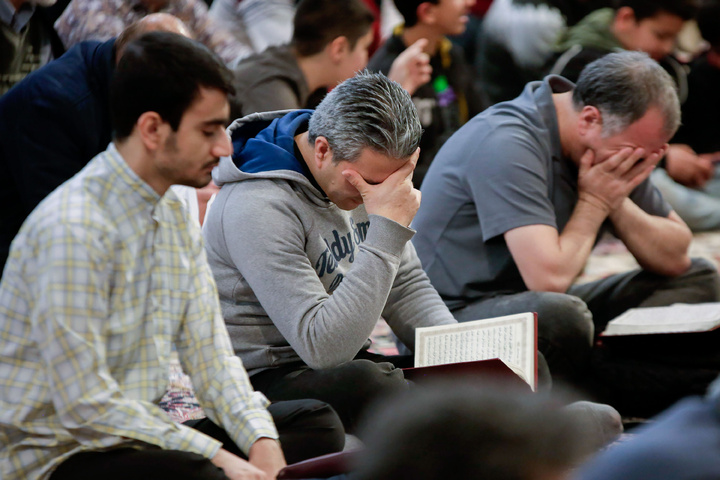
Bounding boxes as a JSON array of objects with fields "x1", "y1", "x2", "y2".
[{"x1": 535, "y1": 75, "x2": 574, "y2": 164}]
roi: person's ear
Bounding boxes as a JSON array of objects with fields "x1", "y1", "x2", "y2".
[
  {"x1": 614, "y1": 6, "x2": 638, "y2": 32},
  {"x1": 314, "y1": 136, "x2": 333, "y2": 169},
  {"x1": 577, "y1": 105, "x2": 602, "y2": 137},
  {"x1": 136, "y1": 111, "x2": 167, "y2": 151},
  {"x1": 327, "y1": 36, "x2": 350, "y2": 63},
  {"x1": 417, "y1": 1, "x2": 438, "y2": 25}
]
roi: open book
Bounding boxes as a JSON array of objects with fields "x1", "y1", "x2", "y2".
[
  {"x1": 413, "y1": 312, "x2": 537, "y2": 391},
  {"x1": 601, "y1": 302, "x2": 720, "y2": 337}
]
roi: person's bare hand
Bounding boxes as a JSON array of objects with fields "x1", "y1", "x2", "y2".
[
  {"x1": 666, "y1": 144, "x2": 714, "y2": 188},
  {"x1": 577, "y1": 146, "x2": 662, "y2": 212},
  {"x1": 387, "y1": 39, "x2": 432, "y2": 95},
  {"x1": 342, "y1": 150, "x2": 421, "y2": 227},
  {"x1": 248, "y1": 438, "x2": 286, "y2": 479},
  {"x1": 211, "y1": 448, "x2": 270, "y2": 480}
]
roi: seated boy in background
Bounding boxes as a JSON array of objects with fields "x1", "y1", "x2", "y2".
[{"x1": 368, "y1": 0, "x2": 483, "y2": 187}]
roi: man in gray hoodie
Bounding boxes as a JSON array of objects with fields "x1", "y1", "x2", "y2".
[{"x1": 203, "y1": 71, "x2": 458, "y2": 432}]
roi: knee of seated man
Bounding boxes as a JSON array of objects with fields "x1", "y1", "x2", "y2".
[
  {"x1": 271, "y1": 398, "x2": 344, "y2": 431},
  {"x1": 302, "y1": 401, "x2": 346, "y2": 454},
  {"x1": 688, "y1": 258, "x2": 720, "y2": 296},
  {"x1": 535, "y1": 292, "x2": 594, "y2": 344},
  {"x1": 564, "y1": 401, "x2": 624, "y2": 449},
  {"x1": 300, "y1": 400, "x2": 345, "y2": 440},
  {"x1": 271, "y1": 399, "x2": 347, "y2": 459},
  {"x1": 344, "y1": 359, "x2": 407, "y2": 394}
]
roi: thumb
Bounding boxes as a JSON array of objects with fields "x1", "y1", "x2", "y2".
[{"x1": 342, "y1": 169, "x2": 370, "y2": 195}]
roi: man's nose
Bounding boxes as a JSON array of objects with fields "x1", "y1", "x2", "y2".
[{"x1": 213, "y1": 132, "x2": 233, "y2": 158}]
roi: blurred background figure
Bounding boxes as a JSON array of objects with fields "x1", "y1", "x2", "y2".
[
  {"x1": 659, "y1": 0, "x2": 720, "y2": 231},
  {"x1": 549, "y1": 0, "x2": 695, "y2": 84},
  {"x1": 576, "y1": 374, "x2": 720, "y2": 480},
  {"x1": 1, "y1": 0, "x2": 65, "y2": 95},
  {"x1": 209, "y1": 0, "x2": 295, "y2": 54},
  {"x1": 352, "y1": 381, "x2": 604, "y2": 480},
  {"x1": 54, "y1": 0, "x2": 252, "y2": 66},
  {"x1": 476, "y1": 0, "x2": 612, "y2": 107},
  {"x1": 228, "y1": 0, "x2": 431, "y2": 120}
]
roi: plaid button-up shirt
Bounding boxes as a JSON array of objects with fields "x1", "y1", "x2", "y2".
[{"x1": 0, "y1": 144, "x2": 277, "y2": 480}]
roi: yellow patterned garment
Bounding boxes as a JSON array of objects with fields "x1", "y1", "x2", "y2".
[{"x1": 0, "y1": 144, "x2": 277, "y2": 480}]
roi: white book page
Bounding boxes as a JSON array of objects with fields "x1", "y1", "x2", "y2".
[
  {"x1": 414, "y1": 312, "x2": 535, "y2": 389},
  {"x1": 602, "y1": 303, "x2": 720, "y2": 336}
]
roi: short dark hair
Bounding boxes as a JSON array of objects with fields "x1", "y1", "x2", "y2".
[
  {"x1": 697, "y1": 0, "x2": 720, "y2": 48},
  {"x1": 110, "y1": 31, "x2": 235, "y2": 141},
  {"x1": 292, "y1": 0, "x2": 375, "y2": 57},
  {"x1": 614, "y1": 0, "x2": 697, "y2": 21},
  {"x1": 353, "y1": 381, "x2": 595, "y2": 480},
  {"x1": 393, "y1": 0, "x2": 439, "y2": 28}
]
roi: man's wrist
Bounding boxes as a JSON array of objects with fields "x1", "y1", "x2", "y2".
[
  {"x1": 248, "y1": 437, "x2": 284, "y2": 462},
  {"x1": 576, "y1": 192, "x2": 613, "y2": 217},
  {"x1": 607, "y1": 198, "x2": 632, "y2": 223},
  {"x1": 365, "y1": 214, "x2": 415, "y2": 255},
  {"x1": 249, "y1": 437, "x2": 286, "y2": 476}
]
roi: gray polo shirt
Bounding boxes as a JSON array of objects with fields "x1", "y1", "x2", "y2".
[{"x1": 413, "y1": 76, "x2": 671, "y2": 310}]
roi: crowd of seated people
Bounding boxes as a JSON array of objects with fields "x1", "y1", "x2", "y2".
[{"x1": 3, "y1": 1, "x2": 720, "y2": 479}]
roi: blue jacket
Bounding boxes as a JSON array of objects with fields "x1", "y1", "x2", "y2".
[
  {"x1": 0, "y1": 38, "x2": 115, "y2": 273},
  {"x1": 576, "y1": 385, "x2": 720, "y2": 479}
]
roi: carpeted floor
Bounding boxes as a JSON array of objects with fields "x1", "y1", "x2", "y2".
[
  {"x1": 577, "y1": 231, "x2": 720, "y2": 283},
  {"x1": 161, "y1": 232, "x2": 720, "y2": 423}
]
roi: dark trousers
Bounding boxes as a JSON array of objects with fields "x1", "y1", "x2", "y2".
[
  {"x1": 454, "y1": 258, "x2": 720, "y2": 382},
  {"x1": 250, "y1": 351, "x2": 414, "y2": 433},
  {"x1": 455, "y1": 258, "x2": 720, "y2": 415},
  {"x1": 49, "y1": 399, "x2": 345, "y2": 480}
]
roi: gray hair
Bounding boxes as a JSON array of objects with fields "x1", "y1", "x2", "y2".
[
  {"x1": 572, "y1": 51, "x2": 681, "y2": 138},
  {"x1": 308, "y1": 71, "x2": 422, "y2": 163}
]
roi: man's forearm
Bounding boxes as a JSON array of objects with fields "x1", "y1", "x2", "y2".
[
  {"x1": 610, "y1": 199, "x2": 691, "y2": 276},
  {"x1": 383, "y1": 248, "x2": 458, "y2": 349},
  {"x1": 549, "y1": 197, "x2": 610, "y2": 290},
  {"x1": 507, "y1": 197, "x2": 608, "y2": 293}
]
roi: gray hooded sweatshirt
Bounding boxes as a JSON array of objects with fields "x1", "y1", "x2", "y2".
[{"x1": 203, "y1": 110, "x2": 456, "y2": 375}]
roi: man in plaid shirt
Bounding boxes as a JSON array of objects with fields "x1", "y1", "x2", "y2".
[{"x1": 0, "y1": 31, "x2": 342, "y2": 480}]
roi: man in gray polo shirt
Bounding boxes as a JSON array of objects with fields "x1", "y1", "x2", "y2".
[{"x1": 413, "y1": 51, "x2": 720, "y2": 397}]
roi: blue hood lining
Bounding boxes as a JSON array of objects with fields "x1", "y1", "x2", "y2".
[{"x1": 231, "y1": 110, "x2": 313, "y2": 175}]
